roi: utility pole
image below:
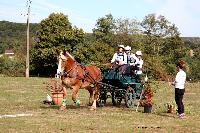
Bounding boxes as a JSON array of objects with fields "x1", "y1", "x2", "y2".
[{"x1": 26, "y1": 0, "x2": 31, "y2": 78}]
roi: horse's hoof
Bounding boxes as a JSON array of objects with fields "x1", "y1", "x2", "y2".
[
  {"x1": 74, "y1": 100, "x2": 81, "y2": 106},
  {"x1": 59, "y1": 105, "x2": 66, "y2": 111},
  {"x1": 88, "y1": 103, "x2": 93, "y2": 106},
  {"x1": 77, "y1": 100, "x2": 81, "y2": 105},
  {"x1": 89, "y1": 106, "x2": 96, "y2": 111}
]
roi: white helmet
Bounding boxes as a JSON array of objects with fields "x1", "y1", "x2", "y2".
[
  {"x1": 118, "y1": 45, "x2": 125, "y2": 49},
  {"x1": 124, "y1": 46, "x2": 131, "y2": 51},
  {"x1": 136, "y1": 51, "x2": 142, "y2": 56}
]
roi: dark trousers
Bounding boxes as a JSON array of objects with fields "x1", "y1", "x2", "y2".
[
  {"x1": 112, "y1": 64, "x2": 126, "y2": 75},
  {"x1": 175, "y1": 88, "x2": 185, "y2": 114}
]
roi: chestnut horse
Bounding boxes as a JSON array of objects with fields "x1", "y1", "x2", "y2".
[{"x1": 57, "y1": 50, "x2": 102, "y2": 110}]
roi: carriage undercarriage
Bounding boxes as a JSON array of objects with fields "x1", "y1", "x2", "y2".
[{"x1": 97, "y1": 69, "x2": 143, "y2": 108}]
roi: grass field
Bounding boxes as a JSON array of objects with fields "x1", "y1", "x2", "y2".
[{"x1": 0, "y1": 77, "x2": 200, "y2": 133}]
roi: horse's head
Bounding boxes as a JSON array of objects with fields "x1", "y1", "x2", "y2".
[{"x1": 57, "y1": 50, "x2": 75, "y2": 75}]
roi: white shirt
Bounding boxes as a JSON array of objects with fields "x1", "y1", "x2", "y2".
[
  {"x1": 111, "y1": 52, "x2": 127, "y2": 65},
  {"x1": 127, "y1": 53, "x2": 136, "y2": 66},
  {"x1": 134, "y1": 57, "x2": 143, "y2": 75},
  {"x1": 174, "y1": 70, "x2": 186, "y2": 89}
]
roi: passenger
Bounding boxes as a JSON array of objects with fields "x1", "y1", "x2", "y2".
[
  {"x1": 124, "y1": 46, "x2": 136, "y2": 66},
  {"x1": 134, "y1": 51, "x2": 143, "y2": 81},
  {"x1": 111, "y1": 45, "x2": 127, "y2": 74},
  {"x1": 124, "y1": 46, "x2": 136, "y2": 75}
]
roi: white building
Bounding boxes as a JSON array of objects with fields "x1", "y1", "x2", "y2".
[{"x1": 4, "y1": 49, "x2": 15, "y2": 58}]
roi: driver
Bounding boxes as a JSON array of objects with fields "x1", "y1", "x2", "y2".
[{"x1": 111, "y1": 45, "x2": 127, "y2": 74}]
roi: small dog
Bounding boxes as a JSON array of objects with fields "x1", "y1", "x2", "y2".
[{"x1": 167, "y1": 104, "x2": 173, "y2": 113}]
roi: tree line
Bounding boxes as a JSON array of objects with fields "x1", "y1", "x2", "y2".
[{"x1": 0, "y1": 13, "x2": 199, "y2": 81}]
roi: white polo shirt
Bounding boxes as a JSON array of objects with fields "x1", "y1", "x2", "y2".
[
  {"x1": 175, "y1": 70, "x2": 186, "y2": 89},
  {"x1": 134, "y1": 57, "x2": 143, "y2": 75},
  {"x1": 111, "y1": 52, "x2": 127, "y2": 65},
  {"x1": 127, "y1": 53, "x2": 136, "y2": 66}
]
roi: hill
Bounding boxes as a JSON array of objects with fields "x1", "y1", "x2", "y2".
[
  {"x1": 0, "y1": 21, "x2": 39, "y2": 54},
  {"x1": 1, "y1": 20, "x2": 199, "y2": 55},
  {"x1": 181, "y1": 37, "x2": 200, "y2": 49},
  {"x1": 0, "y1": 20, "x2": 199, "y2": 81}
]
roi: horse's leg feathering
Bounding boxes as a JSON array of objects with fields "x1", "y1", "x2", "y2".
[
  {"x1": 59, "y1": 98, "x2": 67, "y2": 111},
  {"x1": 74, "y1": 99, "x2": 81, "y2": 106},
  {"x1": 90, "y1": 100, "x2": 97, "y2": 111}
]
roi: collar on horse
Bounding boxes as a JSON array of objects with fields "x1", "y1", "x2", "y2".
[{"x1": 60, "y1": 61, "x2": 97, "y2": 84}]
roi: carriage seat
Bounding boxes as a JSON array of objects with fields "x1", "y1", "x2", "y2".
[{"x1": 122, "y1": 65, "x2": 139, "y2": 76}]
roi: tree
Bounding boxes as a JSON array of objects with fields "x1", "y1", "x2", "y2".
[
  {"x1": 73, "y1": 41, "x2": 114, "y2": 67},
  {"x1": 31, "y1": 13, "x2": 84, "y2": 76},
  {"x1": 115, "y1": 18, "x2": 141, "y2": 35},
  {"x1": 140, "y1": 14, "x2": 189, "y2": 80},
  {"x1": 93, "y1": 14, "x2": 115, "y2": 44},
  {"x1": 0, "y1": 56, "x2": 25, "y2": 76},
  {"x1": 141, "y1": 14, "x2": 180, "y2": 55},
  {"x1": 113, "y1": 18, "x2": 143, "y2": 50}
]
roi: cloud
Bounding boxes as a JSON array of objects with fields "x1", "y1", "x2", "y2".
[
  {"x1": 31, "y1": 0, "x2": 95, "y2": 31},
  {"x1": 143, "y1": 0, "x2": 162, "y2": 4},
  {"x1": 156, "y1": 0, "x2": 200, "y2": 36},
  {"x1": 0, "y1": 4, "x2": 26, "y2": 22},
  {"x1": 0, "y1": 0, "x2": 199, "y2": 35},
  {"x1": 0, "y1": 0, "x2": 95, "y2": 32}
]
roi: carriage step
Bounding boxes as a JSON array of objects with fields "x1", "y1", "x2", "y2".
[{"x1": 107, "y1": 95, "x2": 111, "y2": 98}]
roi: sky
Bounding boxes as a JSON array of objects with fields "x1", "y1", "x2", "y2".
[{"x1": 0, "y1": 0, "x2": 200, "y2": 37}]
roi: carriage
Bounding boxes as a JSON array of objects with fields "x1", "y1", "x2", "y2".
[
  {"x1": 97, "y1": 66, "x2": 144, "y2": 108},
  {"x1": 57, "y1": 50, "x2": 145, "y2": 110}
]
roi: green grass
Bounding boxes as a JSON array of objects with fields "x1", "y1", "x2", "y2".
[{"x1": 0, "y1": 77, "x2": 200, "y2": 133}]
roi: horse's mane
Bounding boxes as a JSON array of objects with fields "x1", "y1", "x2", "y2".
[{"x1": 64, "y1": 51, "x2": 75, "y2": 61}]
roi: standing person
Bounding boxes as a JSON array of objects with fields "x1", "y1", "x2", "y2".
[
  {"x1": 111, "y1": 45, "x2": 127, "y2": 74},
  {"x1": 171, "y1": 61, "x2": 186, "y2": 119}
]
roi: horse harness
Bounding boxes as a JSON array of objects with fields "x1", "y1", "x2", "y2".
[{"x1": 61, "y1": 61, "x2": 98, "y2": 86}]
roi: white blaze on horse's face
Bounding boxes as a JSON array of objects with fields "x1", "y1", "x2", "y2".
[
  {"x1": 58, "y1": 52, "x2": 67, "y2": 74},
  {"x1": 57, "y1": 56, "x2": 62, "y2": 74}
]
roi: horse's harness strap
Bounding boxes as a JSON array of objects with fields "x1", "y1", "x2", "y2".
[
  {"x1": 80, "y1": 64, "x2": 96, "y2": 84},
  {"x1": 61, "y1": 61, "x2": 77, "y2": 77},
  {"x1": 62, "y1": 63, "x2": 97, "y2": 85}
]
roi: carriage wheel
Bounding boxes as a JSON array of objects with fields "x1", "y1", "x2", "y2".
[
  {"x1": 112, "y1": 92, "x2": 117, "y2": 106},
  {"x1": 97, "y1": 98, "x2": 106, "y2": 107},
  {"x1": 125, "y1": 89, "x2": 136, "y2": 108},
  {"x1": 97, "y1": 90, "x2": 107, "y2": 107},
  {"x1": 117, "y1": 98, "x2": 122, "y2": 106},
  {"x1": 112, "y1": 92, "x2": 122, "y2": 106}
]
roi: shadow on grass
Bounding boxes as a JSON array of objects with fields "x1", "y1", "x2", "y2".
[
  {"x1": 39, "y1": 100, "x2": 146, "y2": 113},
  {"x1": 155, "y1": 112, "x2": 176, "y2": 118},
  {"x1": 40, "y1": 104, "x2": 91, "y2": 110}
]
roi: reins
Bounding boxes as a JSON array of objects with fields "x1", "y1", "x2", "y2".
[{"x1": 61, "y1": 57, "x2": 99, "y2": 85}]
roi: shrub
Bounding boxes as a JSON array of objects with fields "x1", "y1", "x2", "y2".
[
  {"x1": 140, "y1": 82, "x2": 154, "y2": 107},
  {"x1": 0, "y1": 56, "x2": 25, "y2": 76}
]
